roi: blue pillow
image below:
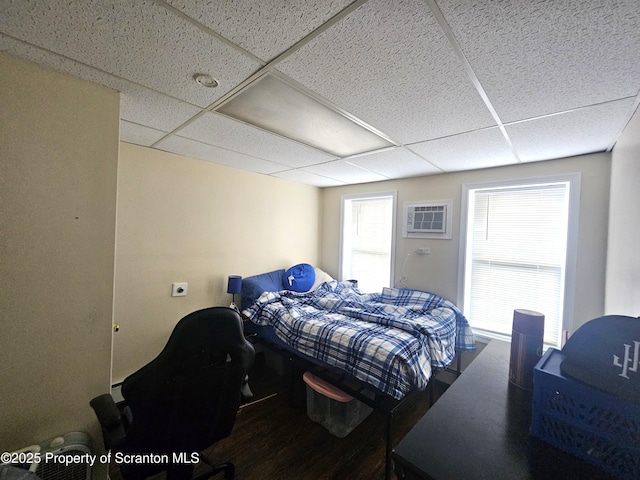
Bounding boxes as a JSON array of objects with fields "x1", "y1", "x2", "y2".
[
  {"x1": 240, "y1": 269, "x2": 285, "y2": 309},
  {"x1": 282, "y1": 263, "x2": 316, "y2": 292}
]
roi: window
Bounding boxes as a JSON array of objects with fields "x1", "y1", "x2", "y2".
[
  {"x1": 458, "y1": 174, "x2": 580, "y2": 348},
  {"x1": 340, "y1": 191, "x2": 396, "y2": 293}
]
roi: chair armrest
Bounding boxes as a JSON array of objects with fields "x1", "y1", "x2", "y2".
[{"x1": 89, "y1": 394, "x2": 127, "y2": 450}]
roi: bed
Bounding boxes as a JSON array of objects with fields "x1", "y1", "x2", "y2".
[{"x1": 240, "y1": 264, "x2": 475, "y2": 479}]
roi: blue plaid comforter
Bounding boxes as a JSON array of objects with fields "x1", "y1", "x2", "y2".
[{"x1": 243, "y1": 281, "x2": 475, "y2": 399}]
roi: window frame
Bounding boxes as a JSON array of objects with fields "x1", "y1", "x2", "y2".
[
  {"x1": 339, "y1": 190, "x2": 397, "y2": 292},
  {"x1": 457, "y1": 173, "x2": 581, "y2": 346}
]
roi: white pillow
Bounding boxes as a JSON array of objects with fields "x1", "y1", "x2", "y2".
[{"x1": 310, "y1": 267, "x2": 334, "y2": 290}]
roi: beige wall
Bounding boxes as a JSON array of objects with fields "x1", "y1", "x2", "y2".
[
  {"x1": 321, "y1": 153, "x2": 611, "y2": 333},
  {"x1": 0, "y1": 52, "x2": 118, "y2": 466},
  {"x1": 606, "y1": 107, "x2": 640, "y2": 316},
  {"x1": 112, "y1": 143, "x2": 321, "y2": 382}
]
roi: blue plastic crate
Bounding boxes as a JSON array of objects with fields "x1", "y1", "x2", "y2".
[{"x1": 531, "y1": 348, "x2": 640, "y2": 480}]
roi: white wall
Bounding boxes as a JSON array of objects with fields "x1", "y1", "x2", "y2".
[
  {"x1": 321, "y1": 153, "x2": 611, "y2": 333},
  {"x1": 606, "y1": 106, "x2": 640, "y2": 316},
  {"x1": 0, "y1": 54, "x2": 118, "y2": 474}
]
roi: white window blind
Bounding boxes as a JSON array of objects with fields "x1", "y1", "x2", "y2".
[
  {"x1": 463, "y1": 181, "x2": 571, "y2": 347},
  {"x1": 341, "y1": 192, "x2": 395, "y2": 293}
]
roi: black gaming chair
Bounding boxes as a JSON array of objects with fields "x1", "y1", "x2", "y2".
[{"x1": 90, "y1": 307, "x2": 255, "y2": 480}]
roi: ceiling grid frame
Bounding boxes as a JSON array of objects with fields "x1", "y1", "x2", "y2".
[
  {"x1": 423, "y1": 0, "x2": 522, "y2": 163},
  {"x1": 2, "y1": 0, "x2": 639, "y2": 186}
]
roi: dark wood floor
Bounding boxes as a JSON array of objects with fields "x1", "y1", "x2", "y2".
[{"x1": 110, "y1": 344, "x2": 485, "y2": 480}]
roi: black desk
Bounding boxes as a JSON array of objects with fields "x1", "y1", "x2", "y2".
[{"x1": 392, "y1": 340, "x2": 617, "y2": 480}]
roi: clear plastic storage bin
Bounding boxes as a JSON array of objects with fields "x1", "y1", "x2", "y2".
[{"x1": 303, "y1": 371, "x2": 373, "y2": 438}]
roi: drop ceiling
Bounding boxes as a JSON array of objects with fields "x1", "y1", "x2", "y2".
[{"x1": 2, "y1": 0, "x2": 639, "y2": 187}]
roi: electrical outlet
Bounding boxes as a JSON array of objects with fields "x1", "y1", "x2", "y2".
[{"x1": 172, "y1": 283, "x2": 188, "y2": 297}]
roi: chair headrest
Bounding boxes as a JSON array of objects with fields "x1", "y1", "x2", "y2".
[{"x1": 122, "y1": 307, "x2": 254, "y2": 402}]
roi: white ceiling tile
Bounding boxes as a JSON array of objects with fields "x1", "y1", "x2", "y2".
[
  {"x1": 165, "y1": 0, "x2": 354, "y2": 62},
  {"x1": 347, "y1": 148, "x2": 442, "y2": 178},
  {"x1": 438, "y1": 0, "x2": 640, "y2": 122},
  {"x1": 506, "y1": 99, "x2": 635, "y2": 163},
  {"x1": 0, "y1": 33, "x2": 121, "y2": 91},
  {"x1": 3, "y1": 0, "x2": 640, "y2": 186},
  {"x1": 0, "y1": 33, "x2": 203, "y2": 132},
  {"x1": 409, "y1": 128, "x2": 518, "y2": 172},
  {"x1": 0, "y1": 0, "x2": 261, "y2": 107},
  {"x1": 271, "y1": 169, "x2": 345, "y2": 188},
  {"x1": 120, "y1": 121, "x2": 168, "y2": 147},
  {"x1": 155, "y1": 135, "x2": 285, "y2": 174},
  {"x1": 277, "y1": 0, "x2": 496, "y2": 144},
  {"x1": 120, "y1": 89, "x2": 203, "y2": 133},
  {"x1": 302, "y1": 160, "x2": 388, "y2": 185},
  {"x1": 176, "y1": 112, "x2": 335, "y2": 168}
]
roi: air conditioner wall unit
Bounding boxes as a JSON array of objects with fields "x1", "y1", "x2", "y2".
[{"x1": 402, "y1": 200, "x2": 453, "y2": 239}]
